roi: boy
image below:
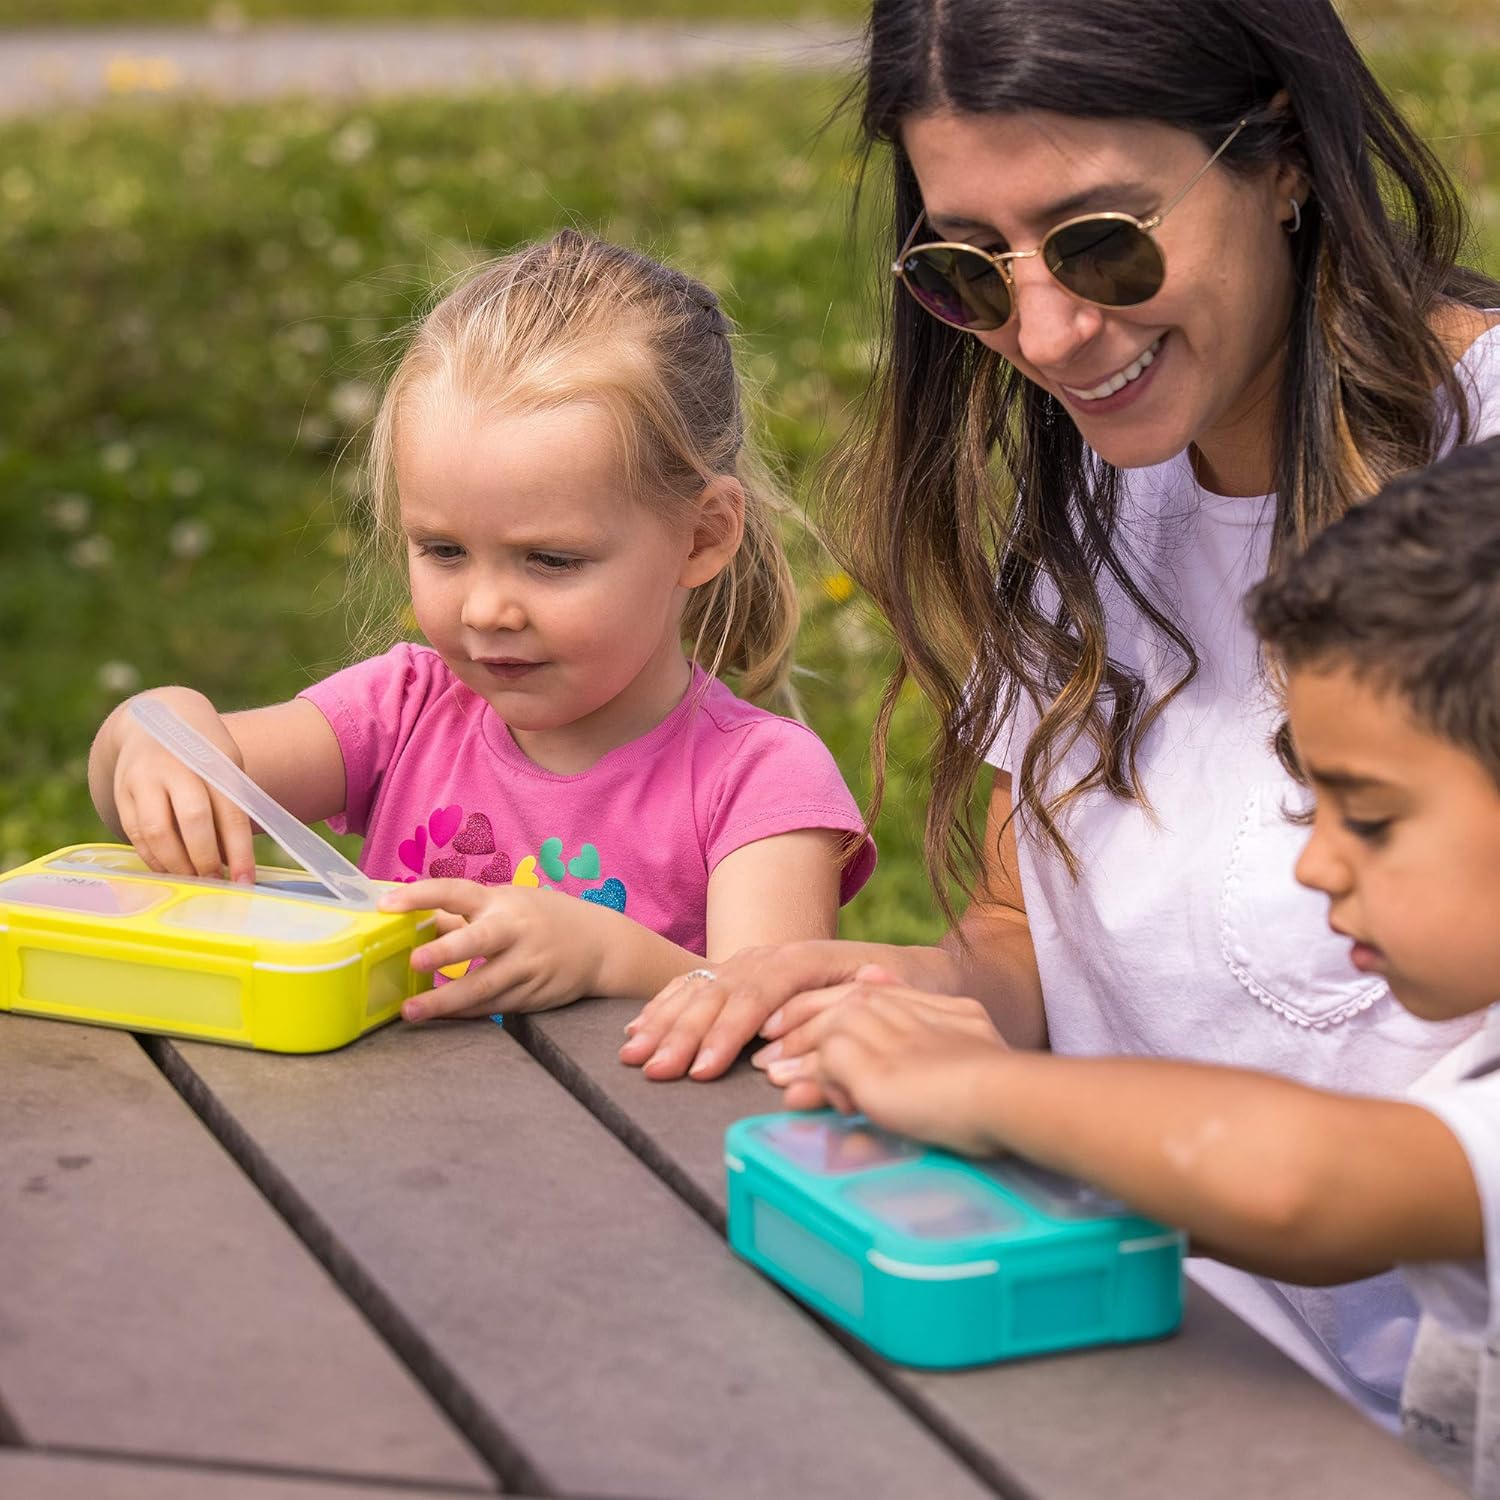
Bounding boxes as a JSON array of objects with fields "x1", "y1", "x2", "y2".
[{"x1": 774, "y1": 435, "x2": 1500, "y2": 1494}]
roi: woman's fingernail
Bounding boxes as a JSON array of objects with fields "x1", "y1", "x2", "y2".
[
  {"x1": 764, "y1": 1008, "x2": 785, "y2": 1034},
  {"x1": 689, "y1": 1048, "x2": 717, "y2": 1078},
  {"x1": 767, "y1": 1058, "x2": 804, "y2": 1085},
  {"x1": 624, "y1": 1018, "x2": 642, "y2": 1036},
  {"x1": 402, "y1": 1001, "x2": 424, "y2": 1022},
  {"x1": 751, "y1": 1041, "x2": 783, "y2": 1070}
]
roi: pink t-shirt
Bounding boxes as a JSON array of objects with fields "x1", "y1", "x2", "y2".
[{"x1": 300, "y1": 643, "x2": 875, "y2": 955}]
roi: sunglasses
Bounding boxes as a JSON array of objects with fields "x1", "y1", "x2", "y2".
[{"x1": 892, "y1": 119, "x2": 1248, "y2": 332}]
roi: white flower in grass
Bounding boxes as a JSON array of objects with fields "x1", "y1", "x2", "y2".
[
  {"x1": 329, "y1": 380, "x2": 377, "y2": 427},
  {"x1": 168, "y1": 519, "x2": 212, "y2": 560},
  {"x1": 97, "y1": 661, "x2": 141, "y2": 696},
  {"x1": 330, "y1": 120, "x2": 377, "y2": 167},
  {"x1": 298, "y1": 414, "x2": 334, "y2": 449},
  {"x1": 115, "y1": 311, "x2": 151, "y2": 346},
  {"x1": 69, "y1": 535, "x2": 114, "y2": 570},
  {"x1": 47, "y1": 493, "x2": 92, "y2": 533},
  {"x1": 242, "y1": 135, "x2": 282, "y2": 169},
  {"x1": 100, "y1": 441, "x2": 135, "y2": 474},
  {"x1": 648, "y1": 110, "x2": 688, "y2": 151},
  {"x1": 283, "y1": 321, "x2": 331, "y2": 356}
]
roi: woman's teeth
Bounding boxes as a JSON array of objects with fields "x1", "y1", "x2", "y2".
[{"x1": 1064, "y1": 337, "x2": 1163, "y2": 402}]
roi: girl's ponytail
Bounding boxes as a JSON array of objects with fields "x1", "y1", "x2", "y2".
[{"x1": 683, "y1": 439, "x2": 801, "y2": 710}]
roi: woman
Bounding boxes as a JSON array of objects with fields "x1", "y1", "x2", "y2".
[{"x1": 620, "y1": 0, "x2": 1500, "y2": 1423}]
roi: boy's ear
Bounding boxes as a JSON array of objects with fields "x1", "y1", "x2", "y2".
[{"x1": 679, "y1": 476, "x2": 745, "y2": 589}]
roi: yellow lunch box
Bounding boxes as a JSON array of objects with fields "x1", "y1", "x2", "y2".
[{"x1": 0, "y1": 843, "x2": 435, "y2": 1052}]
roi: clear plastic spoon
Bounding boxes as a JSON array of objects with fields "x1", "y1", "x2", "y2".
[{"x1": 129, "y1": 696, "x2": 379, "y2": 909}]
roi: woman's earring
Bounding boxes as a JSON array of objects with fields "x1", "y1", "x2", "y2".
[{"x1": 1284, "y1": 198, "x2": 1302, "y2": 235}]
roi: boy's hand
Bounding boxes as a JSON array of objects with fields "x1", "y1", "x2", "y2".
[
  {"x1": 771, "y1": 977, "x2": 1010, "y2": 1156},
  {"x1": 379, "y1": 879, "x2": 606, "y2": 1020},
  {"x1": 111, "y1": 690, "x2": 257, "y2": 883}
]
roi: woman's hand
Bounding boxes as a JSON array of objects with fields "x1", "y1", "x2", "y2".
[
  {"x1": 618, "y1": 939, "x2": 941, "y2": 1082},
  {"x1": 777, "y1": 978, "x2": 1010, "y2": 1156},
  {"x1": 105, "y1": 689, "x2": 258, "y2": 883},
  {"x1": 379, "y1": 879, "x2": 615, "y2": 1020}
]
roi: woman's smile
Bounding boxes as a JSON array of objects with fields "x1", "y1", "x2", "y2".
[{"x1": 1057, "y1": 333, "x2": 1166, "y2": 413}]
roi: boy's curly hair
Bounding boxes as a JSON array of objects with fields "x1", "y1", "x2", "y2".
[{"x1": 1249, "y1": 434, "x2": 1500, "y2": 785}]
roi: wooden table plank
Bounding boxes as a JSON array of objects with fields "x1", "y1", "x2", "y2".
[
  {"x1": 0, "y1": 1016, "x2": 493, "y2": 1492},
  {"x1": 518, "y1": 998, "x2": 1461, "y2": 1500},
  {"x1": 166, "y1": 1020, "x2": 999, "y2": 1500},
  {"x1": 0, "y1": 1450, "x2": 534, "y2": 1500}
]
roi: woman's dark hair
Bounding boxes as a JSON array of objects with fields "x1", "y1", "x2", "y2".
[
  {"x1": 1250, "y1": 434, "x2": 1500, "y2": 788},
  {"x1": 825, "y1": 0, "x2": 1500, "y2": 920}
]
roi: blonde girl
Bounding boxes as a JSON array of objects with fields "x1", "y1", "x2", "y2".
[{"x1": 90, "y1": 230, "x2": 874, "y2": 1020}]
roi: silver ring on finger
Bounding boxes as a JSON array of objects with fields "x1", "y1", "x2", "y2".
[{"x1": 682, "y1": 967, "x2": 718, "y2": 984}]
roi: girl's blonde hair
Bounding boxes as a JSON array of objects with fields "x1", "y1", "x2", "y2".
[{"x1": 357, "y1": 229, "x2": 800, "y2": 705}]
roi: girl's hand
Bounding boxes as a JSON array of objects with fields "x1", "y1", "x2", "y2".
[
  {"x1": 619, "y1": 939, "x2": 923, "y2": 1082},
  {"x1": 109, "y1": 690, "x2": 258, "y2": 883},
  {"x1": 777, "y1": 982, "x2": 1010, "y2": 1157},
  {"x1": 379, "y1": 879, "x2": 608, "y2": 1020}
]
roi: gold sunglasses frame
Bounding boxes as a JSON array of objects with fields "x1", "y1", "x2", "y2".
[{"x1": 892, "y1": 117, "x2": 1250, "y2": 332}]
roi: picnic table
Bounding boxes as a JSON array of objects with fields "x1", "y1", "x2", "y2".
[{"x1": 2, "y1": 1001, "x2": 1462, "y2": 1500}]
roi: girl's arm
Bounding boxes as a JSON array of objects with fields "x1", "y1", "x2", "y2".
[
  {"x1": 383, "y1": 829, "x2": 849, "y2": 1023},
  {"x1": 702, "y1": 827, "x2": 843, "y2": 955},
  {"x1": 621, "y1": 773, "x2": 1047, "y2": 1081},
  {"x1": 796, "y1": 992, "x2": 1482, "y2": 1285},
  {"x1": 89, "y1": 688, "x2": 345, "y2": 881}
]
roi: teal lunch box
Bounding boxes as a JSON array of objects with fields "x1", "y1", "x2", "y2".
[{"x1": 725, "y1": 1111, "x2": 1184, "y2": 1369}]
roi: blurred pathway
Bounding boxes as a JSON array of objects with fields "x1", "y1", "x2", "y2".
[{"x1": 0, "y1": 20, "x2": 861, "y2": 117}]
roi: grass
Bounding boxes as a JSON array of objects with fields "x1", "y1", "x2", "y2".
[
  {"x1": 1, "y1": 45, "x2": 1496, "y2": 945},
  {"x1": 0, "y1": 0, "x2": 865, "y2": 24},
  {"x1": 0, "y1": 0, "x2": 1492, "y2": 30}
]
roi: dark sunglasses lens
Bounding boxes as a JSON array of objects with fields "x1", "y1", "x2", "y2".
[
  {"x1": 900, "y1": 246, "x2": 1011, "y2": 330},
  {"x1": 1045, "y1": 218, "x2": 1165, "y2": 306}
]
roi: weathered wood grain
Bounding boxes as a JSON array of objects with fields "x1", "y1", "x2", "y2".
[
  {"x1": 167, "y1": 1019, "x2": 997, "y2": 1500},
  {"x1": 0, "y1": 1016, "x2": 492, "y2": 1491}
]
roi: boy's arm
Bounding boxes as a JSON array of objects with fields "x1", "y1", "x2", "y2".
[
  {"x1": 807, "y1": 1000, "x2": 1482, "y2": 1285},
  {"x1": 973, "y1": 1052, "x2": 1481, "y2": 1283}
]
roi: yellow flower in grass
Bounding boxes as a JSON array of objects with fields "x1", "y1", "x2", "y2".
[
  {"x1": 104, "y1": 56, "x2": 182, "y2": 95},
  {"x1": 821, "y1": 571, "x2": 856, "y2": 604}
]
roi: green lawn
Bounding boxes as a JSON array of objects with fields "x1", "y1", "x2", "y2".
[
  {"x1": 0, "y1": 0, "x2": 864, "y2": 23},
  {"x1": 0, "y1": 0, "x2": 1489, "y2": 30},
  {"x1": 1, "y1": 48, "x2": 1496, "y2": 944}
]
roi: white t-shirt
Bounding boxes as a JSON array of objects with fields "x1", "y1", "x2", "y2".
[
  {"x1": 1402, "y1": 1004, "x2": 1500, "y2": 1496},
  {"x1": 985, "y1": 322, "x2": 1500, "y2": 1426}
]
